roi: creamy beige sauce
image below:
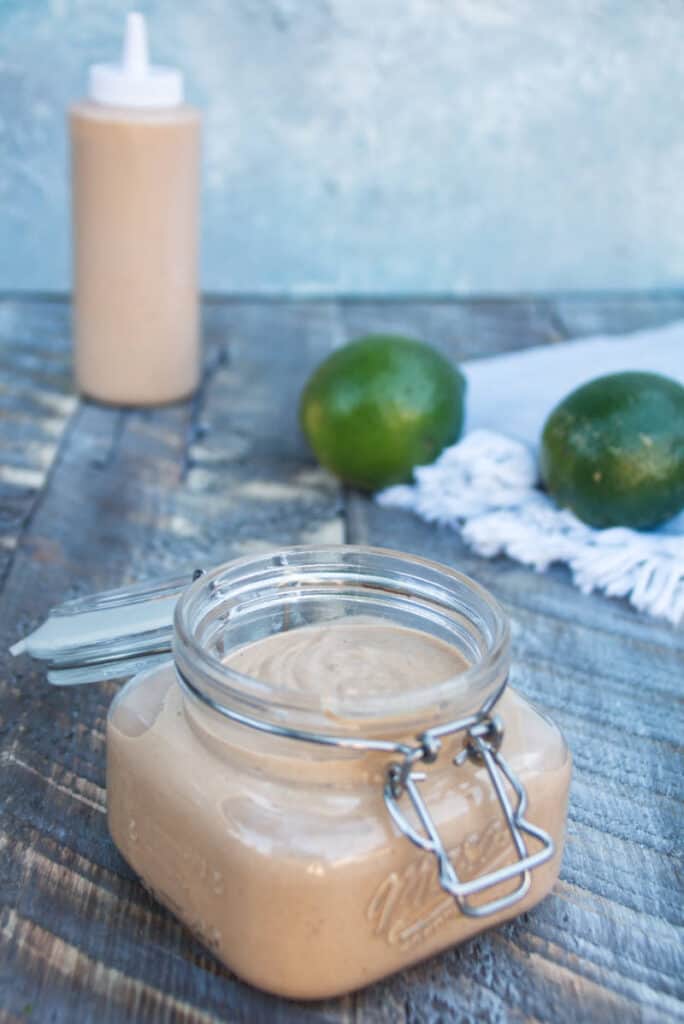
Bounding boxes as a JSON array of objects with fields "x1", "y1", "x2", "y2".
[
  {"x1": 107, "y1": 620, "x2": 571, "y2": 999},
  {"x1": 70, "y1": 102, "x2": 200, "y2": 406},
  {"x1": 224, "y1": 621, "x2": 469, "y2": 701}
]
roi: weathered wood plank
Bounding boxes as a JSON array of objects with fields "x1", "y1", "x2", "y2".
[
  {"x1": 339, "y1": 295, "x2": 564, "y2": 358},
  {"x1": 1, "y1": 296, "x2": 682, "y2": 1024},
  {"x1": 165, "y1": 299, "x2": 346, "y2": 572},
  {"x1": 0, "y1": 299, "x2": 76, "y2": 585}
]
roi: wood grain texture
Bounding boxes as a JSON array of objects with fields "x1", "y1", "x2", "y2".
[
  {"x1": 0, "y1": 300, "x2": 77, "y2": 588},
  {"x1": 0, "y1": 295, "x2": 682, "y2": 1024}
]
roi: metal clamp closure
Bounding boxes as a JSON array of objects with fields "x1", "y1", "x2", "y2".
[{"x1": 384, "y1": 711, "x2": 555, "y2": 918}]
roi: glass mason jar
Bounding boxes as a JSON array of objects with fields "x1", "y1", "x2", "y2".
[{"x1": 15, "y1": 546, "x2": 571, "y2": 1000}]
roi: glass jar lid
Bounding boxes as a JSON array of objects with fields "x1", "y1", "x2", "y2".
[{"x1": 10, "y1": 570, "x2": 196, "y2": 685}]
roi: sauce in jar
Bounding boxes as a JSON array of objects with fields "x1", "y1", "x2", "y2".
[{"x1": 105, "y1": 548, "x2": 571, "y2": 999}]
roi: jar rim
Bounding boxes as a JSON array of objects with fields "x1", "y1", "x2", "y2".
[{"x1": 172, "y1": 545, "x2": 510, "y2": 736}]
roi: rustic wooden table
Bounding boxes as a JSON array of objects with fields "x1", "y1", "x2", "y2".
[{"x1": 0, "y1": 295, "x2": 682, "y2": 1024}]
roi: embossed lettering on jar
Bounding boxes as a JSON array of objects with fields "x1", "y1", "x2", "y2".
[{"x1": 106, "y1": 547, "x2": 572, "y2": 999}]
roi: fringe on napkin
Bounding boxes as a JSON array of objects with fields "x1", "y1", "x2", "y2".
[{"x1": 377, "y1": 430, "x2": 684, "y2": 624}]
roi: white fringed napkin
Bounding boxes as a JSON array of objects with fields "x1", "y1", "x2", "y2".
[{"x1": 377, "y1": 320, "x2": 684, "y2": 624}]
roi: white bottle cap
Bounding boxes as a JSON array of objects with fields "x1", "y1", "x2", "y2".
[{"x1": 88, "y1": 12, "x2": 183, "y2": 108}]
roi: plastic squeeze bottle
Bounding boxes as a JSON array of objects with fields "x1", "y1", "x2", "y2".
[{"x1": 70, "y1": 13, "x2": 201, "y2": 405}]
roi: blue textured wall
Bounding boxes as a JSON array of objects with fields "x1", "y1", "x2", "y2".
[{"x1": 1, "y1": 1, "x2": 683, "y2": 294}]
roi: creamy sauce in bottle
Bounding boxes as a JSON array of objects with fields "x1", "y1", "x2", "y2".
[{"x1": 70, "y1": 14, "x2": 200, "y2": 406}]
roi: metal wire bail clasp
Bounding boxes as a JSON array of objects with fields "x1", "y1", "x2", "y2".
[{"x1": 383, "y1": 710, "x2": 555, "y2": 918}]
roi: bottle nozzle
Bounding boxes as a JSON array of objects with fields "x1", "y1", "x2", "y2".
[
  {"x1": 122, "y1": 12, "x2": 149, "y2": 77},
  {"x1": 88, "y1": 11, "x2": 183, "y2": 108}
]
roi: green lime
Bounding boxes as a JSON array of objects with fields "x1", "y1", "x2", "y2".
[
  {"x1": 540, "y1": 371, "x2": 684, "y2": 529},
  {"x1": 299, "y1": 334, "x2": 465, "y2": 491}
]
